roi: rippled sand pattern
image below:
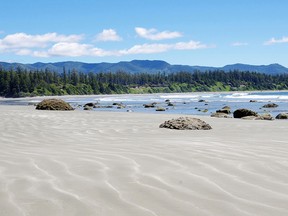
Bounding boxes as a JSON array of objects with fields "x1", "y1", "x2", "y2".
[{"x1": 0, "y1": 106, "x2": 288, "y2": 216}]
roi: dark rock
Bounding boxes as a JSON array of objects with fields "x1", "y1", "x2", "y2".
[
  {"x1": 216, "y1": 109, "x2": 231, "y2": 114},
  {"x1": 233, "y1": 109, "x2": 258, "y2": 118},
  {"x1": 159, "y1": 117, "x2": 212, "y2": 130},
  {"x1": 216, "y1": 106, "x2": 231, "y2": 114},
  {"x1": 262, "y1": 103, "x2": 278, "y2": 108},
  {"x1": 275, "y1": 113, "x2": 288, "y2": 119},
  {"x1": 84, "y1": 106, "x2": 93, "y2": 111},
  {"x1": 198, "y1": 99, "x2": 206, "y2": 103},
  {"x1": 112, "y1": 102, "x2": 123, "y2": 106},
  {"x1": 167, "y1": 102, "x2": 174, "y2": 106},
  {"x1": 250, "y1": 100, "x2": 257, "y2": 102},
  {"x1": 144, "y1": 102, "x2": 157, "y2": 108},
  {"x1": 84, "y1": 102, "x2": 95, "y2": 108},
  {"x1": 165, "y1": 99, "x2": 170, "y2": 103},
  {"x1": 36, "y1": 99, "x2": 74, "y2": 111}
]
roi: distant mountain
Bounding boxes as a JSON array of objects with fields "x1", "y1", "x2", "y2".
[
  {"x1": 1, "y1": 60, "x2": 288, "y2": 75},
  {"x1": 222, "y1": 63, "x2": 288, "y2": 75}
]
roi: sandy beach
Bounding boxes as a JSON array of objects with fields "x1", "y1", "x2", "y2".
[{"x1": 0, "y1": 105, "x2": 288, "y2": 216}]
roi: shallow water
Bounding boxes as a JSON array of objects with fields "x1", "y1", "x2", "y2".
[{"x1": 1, "y1": 91, "x2": 288, "y2": 117}]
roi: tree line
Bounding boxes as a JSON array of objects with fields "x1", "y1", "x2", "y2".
[{"x1": 0, "y1": 66, "x2": 288, "y2": 97}]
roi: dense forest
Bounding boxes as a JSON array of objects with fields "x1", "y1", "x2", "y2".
[{"x1": 0, "y1": 66, "x2": 288, "y2": 97}]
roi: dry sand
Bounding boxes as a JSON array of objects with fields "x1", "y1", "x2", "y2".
[{"x1": 0, "y1": 105, "x2": 287, "y2": 216}]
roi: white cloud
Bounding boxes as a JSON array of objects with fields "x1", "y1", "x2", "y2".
[
  {"x1": 95, "y1": 29, "x2": 122, "y2": 41},
  {"x1": 135, "y1": 27, "x2": 182, "y2": 40},
  {"x1": 174, "y1": 40, "x2": 208, "y2": 50},
  {"x1": 231, "y1": 42, "x2": 248, "y2": 46},
  {"x1": 119, "y1": 43, "x2": 171, "y2": 55},
  {"x1": 33, "y1": 42, "x2": 112, "y2": 57},
  {"x1": 47, "y1": 42, "x2": 92, "y2": 57},
  {"x1": 264, "y1": 36, "x2": 288, "y2": 45},
  {"x1": 119, "y1": 40, "x2": 208, "y2": 55},
  {"x1": 0, "y1": 32, "x2": 83, "y2": 50},
  {"x1": 0, "y1": 31, "x2": 210, "y2": 58}
]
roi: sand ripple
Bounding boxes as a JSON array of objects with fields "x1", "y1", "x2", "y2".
[{"x1": 0, "y1": 106, "x2": 288, "y2": 216}]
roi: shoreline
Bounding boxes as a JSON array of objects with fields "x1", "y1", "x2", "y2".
[
  {"x1": 1, "y1": 90, "x2": 287, "y2": 119},
  {"x1": 1, "y1": 89, "x2": 288, "y2": 100}
]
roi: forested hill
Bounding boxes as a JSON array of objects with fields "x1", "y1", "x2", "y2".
[
  {"x1": 1, "y1": 60, "x2": 288, "y2": 75},
  {"x1": 1, "y1": 67, "x2": 288, "y2": 98}
]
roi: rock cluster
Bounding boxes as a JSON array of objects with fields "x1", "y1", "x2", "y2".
[
  {"x1": 159, "y1": 117, "x2": 212, "y2": 130},
  {"x1": 36, "y1": 99, "x2": 74, "y2": 111}
]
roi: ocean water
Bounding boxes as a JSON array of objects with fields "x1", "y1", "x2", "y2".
[{"x1": 2, "y1": 91, "x2": 287, "y2": 117}]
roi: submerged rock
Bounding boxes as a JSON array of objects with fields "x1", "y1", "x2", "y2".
[
  {"x1": 144, "y1": 102, "x2": 157, "y2": 108},
  {"x1": 262, "y1": 103, "x2": 278, "y2": 108},
  {"x1": 198, "y1": 99, "x2": 207, "y2": 103},
  {"x1": 36, "y1": 99, "x2": 74, "y2": 111},
  {"x1": 159, "y1": 117, "x2": 212, "y2": 130}
]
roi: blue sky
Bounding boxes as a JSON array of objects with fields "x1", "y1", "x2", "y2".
[{"x1": 1, "y1": 0, "x2": 287, "y2": 67}]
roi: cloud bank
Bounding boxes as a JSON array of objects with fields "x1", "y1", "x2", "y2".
[{"x1": 0, "y1": 29, "x2": 209, "y2": 58}]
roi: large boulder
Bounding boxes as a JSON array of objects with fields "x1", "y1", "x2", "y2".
[
  {"x1": 159, "y1": 117, "x2": 212, "y2": 130},
  {"x1": 233, "y1": 109, "x2": 257, "y2": 118},
  {"x1": 275, "y1": 113, "x2": 288, "y2": 119},
  {"x1": 36, "y1": 99, "x2": 74, "y2": 111}
]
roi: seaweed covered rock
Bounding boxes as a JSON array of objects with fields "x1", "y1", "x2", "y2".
[
  {"x1": 233, "y1": 109, "x2": 257, "y2": 118},
  {"x1": 159, "y1": 117, "x2": 212, "y2": 130},
  {"x1": 36, "y1": 99, "x2": 74, "y2": 111}
]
